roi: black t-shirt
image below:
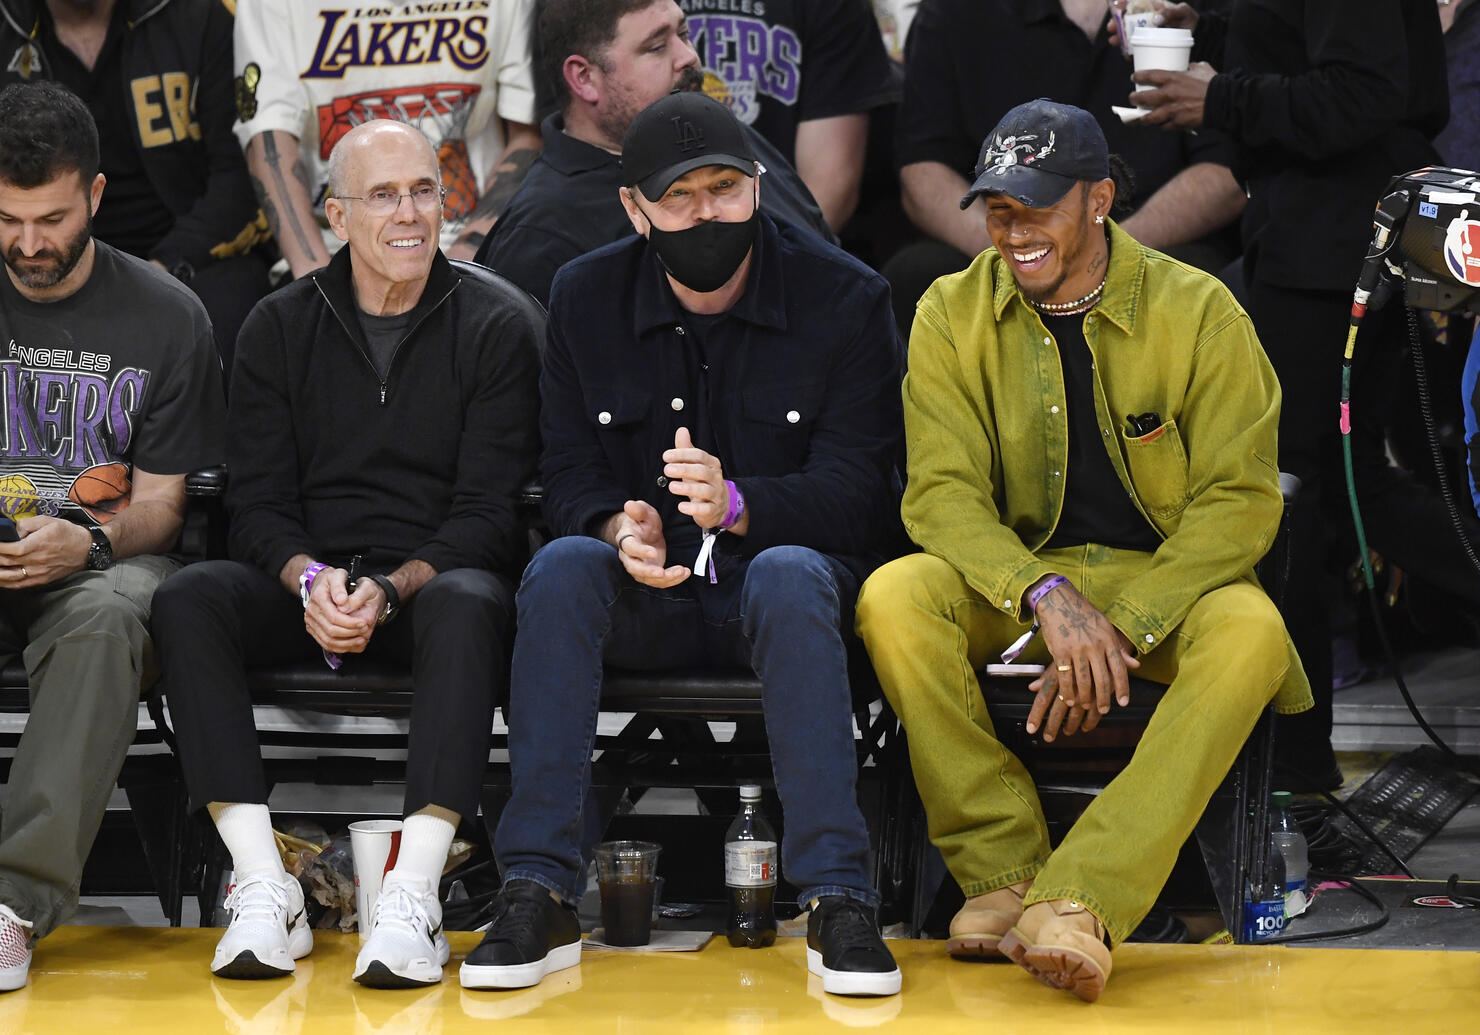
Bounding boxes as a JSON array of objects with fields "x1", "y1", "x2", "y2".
[
  {"x1": 42, "y1": 6, "x2": 174, "y2": 258},
  {"x1": 896, "y1": 0, "x2": 1230, "y2": 212},
  {"x1": 1040, "y1": 311, "x2": 1160, "y2": 553},
  {"x1": 679, "y1": 0, "x2": 899, "y2": 163},
  {"x1": 356, "y1": 309, "x2": 413, "y2": 381},
  {"x1": 0, "y1": 243, "x2": 225, "y2": 526}
]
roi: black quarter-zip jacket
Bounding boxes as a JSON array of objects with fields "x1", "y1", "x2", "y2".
[{"x1": 226, "y1": 247, "x2": 541, "y2": 580}]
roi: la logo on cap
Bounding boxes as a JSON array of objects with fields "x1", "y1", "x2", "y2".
[{"x1": 671, "y1": 114, "x2": 705, "y2": 152}]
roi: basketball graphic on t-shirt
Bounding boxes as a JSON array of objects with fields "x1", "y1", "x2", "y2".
[
  {"x1": 0, "y1": 473, "x2": 43, "y2": 520},
  {"x1": 68, "y1": 462, "x2": 132, "y2": 524},
  {"x1": 317, "y1": 83, "x2": 480, "y2": 221},
  {"x1": 438, "y1": 138, "x2": 476, "y2": 220}
]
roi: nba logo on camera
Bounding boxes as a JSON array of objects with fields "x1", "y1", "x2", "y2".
[{"x1": 1443, "y1": 217, "x2": 1480, "y2": 287}]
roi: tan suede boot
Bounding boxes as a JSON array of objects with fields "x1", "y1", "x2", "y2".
[
  {"x1": 999, "y1": 899, "x2": 1113, "y2": 1002},
  {"x1": 945, "y1": 879, "x2": 1032, "y2": 959}
]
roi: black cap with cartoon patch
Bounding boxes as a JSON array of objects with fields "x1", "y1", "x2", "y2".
[
  {"x1": 960, "y1": 98, "x2": 1109, "y2": 210},
  {"x1": 623, "y1": 91, "x2": 756, "y2": 202}
]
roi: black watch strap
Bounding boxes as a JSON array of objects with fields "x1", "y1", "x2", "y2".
[
  {"x1": 369, "y1": 573, "x2": 400, "y2": 624},
  {"x1": 86, "y1": 525, "x2": 114, "y2": 571}
]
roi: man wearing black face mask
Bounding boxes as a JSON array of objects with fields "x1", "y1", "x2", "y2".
[{"x1": 467, "y1": 92, "x2": 905, "y2": 996}]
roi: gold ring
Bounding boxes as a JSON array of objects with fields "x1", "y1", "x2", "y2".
[
  {"x1": 18, "y1": 567, "x2": 26, "y2": 578},
  {"x1": 1056, "y1": 664, "x2": 1072, "y2": 672}
]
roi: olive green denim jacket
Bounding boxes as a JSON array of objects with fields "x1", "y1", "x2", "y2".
[{"x1": 902, "y1": 221, "x2": 1312, "y2": 714}]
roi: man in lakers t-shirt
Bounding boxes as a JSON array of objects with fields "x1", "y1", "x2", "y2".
[
  {"x1": 0, "y1": 81, "x2": 223, "y2": 991},
  {"x1": 233, "y1": 0, "x2": 541, "y2": 276}
]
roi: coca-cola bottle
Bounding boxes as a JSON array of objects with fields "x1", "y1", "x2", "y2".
[{"x1": 725, "y1": 784, "x2": 778, "y2": 948}]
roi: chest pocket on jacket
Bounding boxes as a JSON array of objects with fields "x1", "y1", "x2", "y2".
[
  {"x1": 1121, "y1": 417, "x2": 1192, "y2": 521},
  {"x1": 587, "y1": 387, "x2": 651, "y2": 429},
  {"x1": 740, "y1": 381, "x2": 825, "y2": 472}
]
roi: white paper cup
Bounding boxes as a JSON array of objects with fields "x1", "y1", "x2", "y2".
[
  {"x1": 1131, "y1": 26, "x2": 1193, "y2": 91},
  {"x1": 349, "y1": 819, "x2": 403, "y2": 937}
]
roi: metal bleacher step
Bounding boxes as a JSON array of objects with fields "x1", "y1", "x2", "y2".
[{"x1": 1331, "y1": 646, "x2": 1480, "y2": 753}]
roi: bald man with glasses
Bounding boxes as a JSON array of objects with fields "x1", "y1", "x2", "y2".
[{"x1": 152, "y1": 120, "x2": 541, "y2": 989}]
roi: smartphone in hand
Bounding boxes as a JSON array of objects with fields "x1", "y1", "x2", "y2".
[{"x1": 0, "y1": 516, "x2": 19, "y2": 543}]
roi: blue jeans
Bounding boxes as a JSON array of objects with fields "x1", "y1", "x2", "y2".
[{"x1": 495, "y1": 535, "x2": 879, "y2": 908}]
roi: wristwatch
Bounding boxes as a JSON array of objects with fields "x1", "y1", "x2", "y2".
[
  {"x1": 351, "y1": 574, "x2": 401, "y2": 625},
  {"x1": 86, "y1": 525, "x2": 114, "y2": 571}
]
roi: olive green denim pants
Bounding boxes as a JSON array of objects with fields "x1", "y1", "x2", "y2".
[
  {"x1": 0, "y1": 556, "x2": 175, "y2": 937},
  {"x1": 856, "y1": 545, "x2": 1294, "y2": 946}
]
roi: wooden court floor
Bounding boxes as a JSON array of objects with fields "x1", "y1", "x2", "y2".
[{"x1": 2, "y1": 928, "x2": 1476, "y2": 1034}]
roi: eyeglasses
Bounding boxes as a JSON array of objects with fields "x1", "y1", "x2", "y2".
[{"x1": 335, "y1": 184, "x2": 446, "y2": 215}]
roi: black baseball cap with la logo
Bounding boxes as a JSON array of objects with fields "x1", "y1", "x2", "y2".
[
  {"x1": 622, "y1": 91, "x2": 756, "y2": 202},
  {"x1": 959, "y1": 98, "x2": 1110, "y2": 210}
]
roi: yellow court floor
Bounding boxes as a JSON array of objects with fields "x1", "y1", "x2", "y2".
[{"x1": 2, "y1": 927, "x2": 1476, "y2": 1034}]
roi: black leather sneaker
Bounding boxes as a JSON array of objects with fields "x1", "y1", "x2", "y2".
[
  {"x1": 806, "y1": 896, "x2": 901, "y2": 996},
  {"x1": 459, "y1": 880, "x2": 582, "y2": 990}
]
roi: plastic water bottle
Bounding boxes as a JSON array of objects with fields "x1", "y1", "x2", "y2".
[
  {"x1": 725, "y1": 784, "x2": 778, "y2": 948},
  {"x1": 1241, "y1": 838, "x2": 1287, "y2": 942},
  {"x1": 1270, "y1": 790, "x2": 1310, "y2": 917}
]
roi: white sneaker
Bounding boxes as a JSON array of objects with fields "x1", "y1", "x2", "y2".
[
  {"x1": 212, "y1": 871, "x2": 312, "y2": 979},
  {"x1": 353, "y1": 874, "x2": 450, "y2": 988},
  {"x1": 0, "y1": 904, "x2": 33, "y2": 992}
]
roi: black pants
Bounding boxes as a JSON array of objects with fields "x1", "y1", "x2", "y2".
[
  {"x1": 1247, "y1": 280, "x2": 1480, "y2": 774},
  {"x1": 153, "y1": 560, "x2": 515, "y2": 821}
]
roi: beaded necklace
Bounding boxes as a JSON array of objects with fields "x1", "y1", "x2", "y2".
[{"x1": 1031, "y1": 275, "x2": 1107, "y2": 315}]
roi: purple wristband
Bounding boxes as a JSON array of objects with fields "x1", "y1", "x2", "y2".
[
  {"x1": 297, "y1": 562, "x2": 342, "y2": 671},
  {"x1": 299, "y1": 561, "x2": 329, "y2": 607},
  {"x1": 1027, "y1": 574, "x2": 1069, "y2": 614},
  {"x1": 719, "y1": 479, "x2": 746, "y2": 530}
]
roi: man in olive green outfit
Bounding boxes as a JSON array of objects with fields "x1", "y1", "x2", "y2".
[{"x1": 855, "y1": 100, "x2": 1312, "y2": 1003}]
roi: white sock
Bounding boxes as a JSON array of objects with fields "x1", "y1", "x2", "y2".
[
  {"x1": 208, "y1": 802, "x2": 285, "y2": 879},
  {"x1": 386, "y1": 806, "x2": 458, "y2": 887}
]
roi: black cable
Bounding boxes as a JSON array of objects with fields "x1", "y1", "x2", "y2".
[
  {"x1": 1405, "y1": 303, "x2": 1480, "y2": 578},
  {"x1": 1272, "y1": 762, "x2": 1415, "y2": 877},
  {"x1": 1334, "y1": 298, "x2": 1480, "y2": 771},
  {"x1": 1261, "y1": 870, "x2": 1390, "y2": 944},
  {"x1": 1316, "y1": 788, "x2": 1417, "y2": 879}
]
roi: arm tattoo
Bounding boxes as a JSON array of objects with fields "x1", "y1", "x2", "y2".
[
  {"x1": 249, "y1": 174, "x2": 280, "y2": 240},
  {"x1": 467, "y1": 147, "x2": 538, "y2": 224},
  {"x1": 262, "y1": 133, "x2": 322, "y2": 260},
  {"x1": 291, "y1": 155, "x2": 313, "y2": 195}
]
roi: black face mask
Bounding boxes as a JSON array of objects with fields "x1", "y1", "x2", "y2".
[{"x1": 645, "y1": 209, "x2": 758, "y2": 293}]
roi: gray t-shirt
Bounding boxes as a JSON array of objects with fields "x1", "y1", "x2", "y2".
[
  {"x1": 356, "y1": 308, "x2": 413, "y2": 381},
  {"x1": 0, "y1": 241, "x2": 225, "y2": 525}
]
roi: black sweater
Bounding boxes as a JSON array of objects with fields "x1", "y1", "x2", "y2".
[{"x1": 226, "y1": 248, "x2": 541, "y2": 580}]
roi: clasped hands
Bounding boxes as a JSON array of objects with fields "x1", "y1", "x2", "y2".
[
  {"x1": 303, "y1": 566, "x2": 385, "y2": 654},
  {"x1": 1024, "y1": 580, "x2": 1141, "y2": 742},
  {"x1": 611, "y1": 427, "x2": 735, "y2": 588}
]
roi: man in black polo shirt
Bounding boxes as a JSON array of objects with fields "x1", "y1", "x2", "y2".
[
  {"x1": 461, "y1": 92, "x2": 903, "y2": 998},
  {"x1": 473, "y1": 0, "x2": 834, "y2": 308},
  {"x1": 886, "y1": 0, "x2": 1241, "y2": 331}
]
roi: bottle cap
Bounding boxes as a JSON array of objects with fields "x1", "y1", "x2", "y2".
[
  {"x1": 739, "y1": 784, "x2": 762, "y2": 800},
  {"x1": 1270, "y1": 790, "x2": 1293, "y2": 808}
]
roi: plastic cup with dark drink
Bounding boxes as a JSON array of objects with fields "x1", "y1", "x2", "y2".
[{"x1": 593, "y1": 840, "x2": 662, "y2": 946}]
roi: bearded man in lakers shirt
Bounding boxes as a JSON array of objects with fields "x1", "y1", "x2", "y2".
[
  {"x1": 233, "y1": 0, "x2": 541, "y2": 277},
  {"x1": 0, "y1": 81, "x2": 224, "y2": 992}
]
